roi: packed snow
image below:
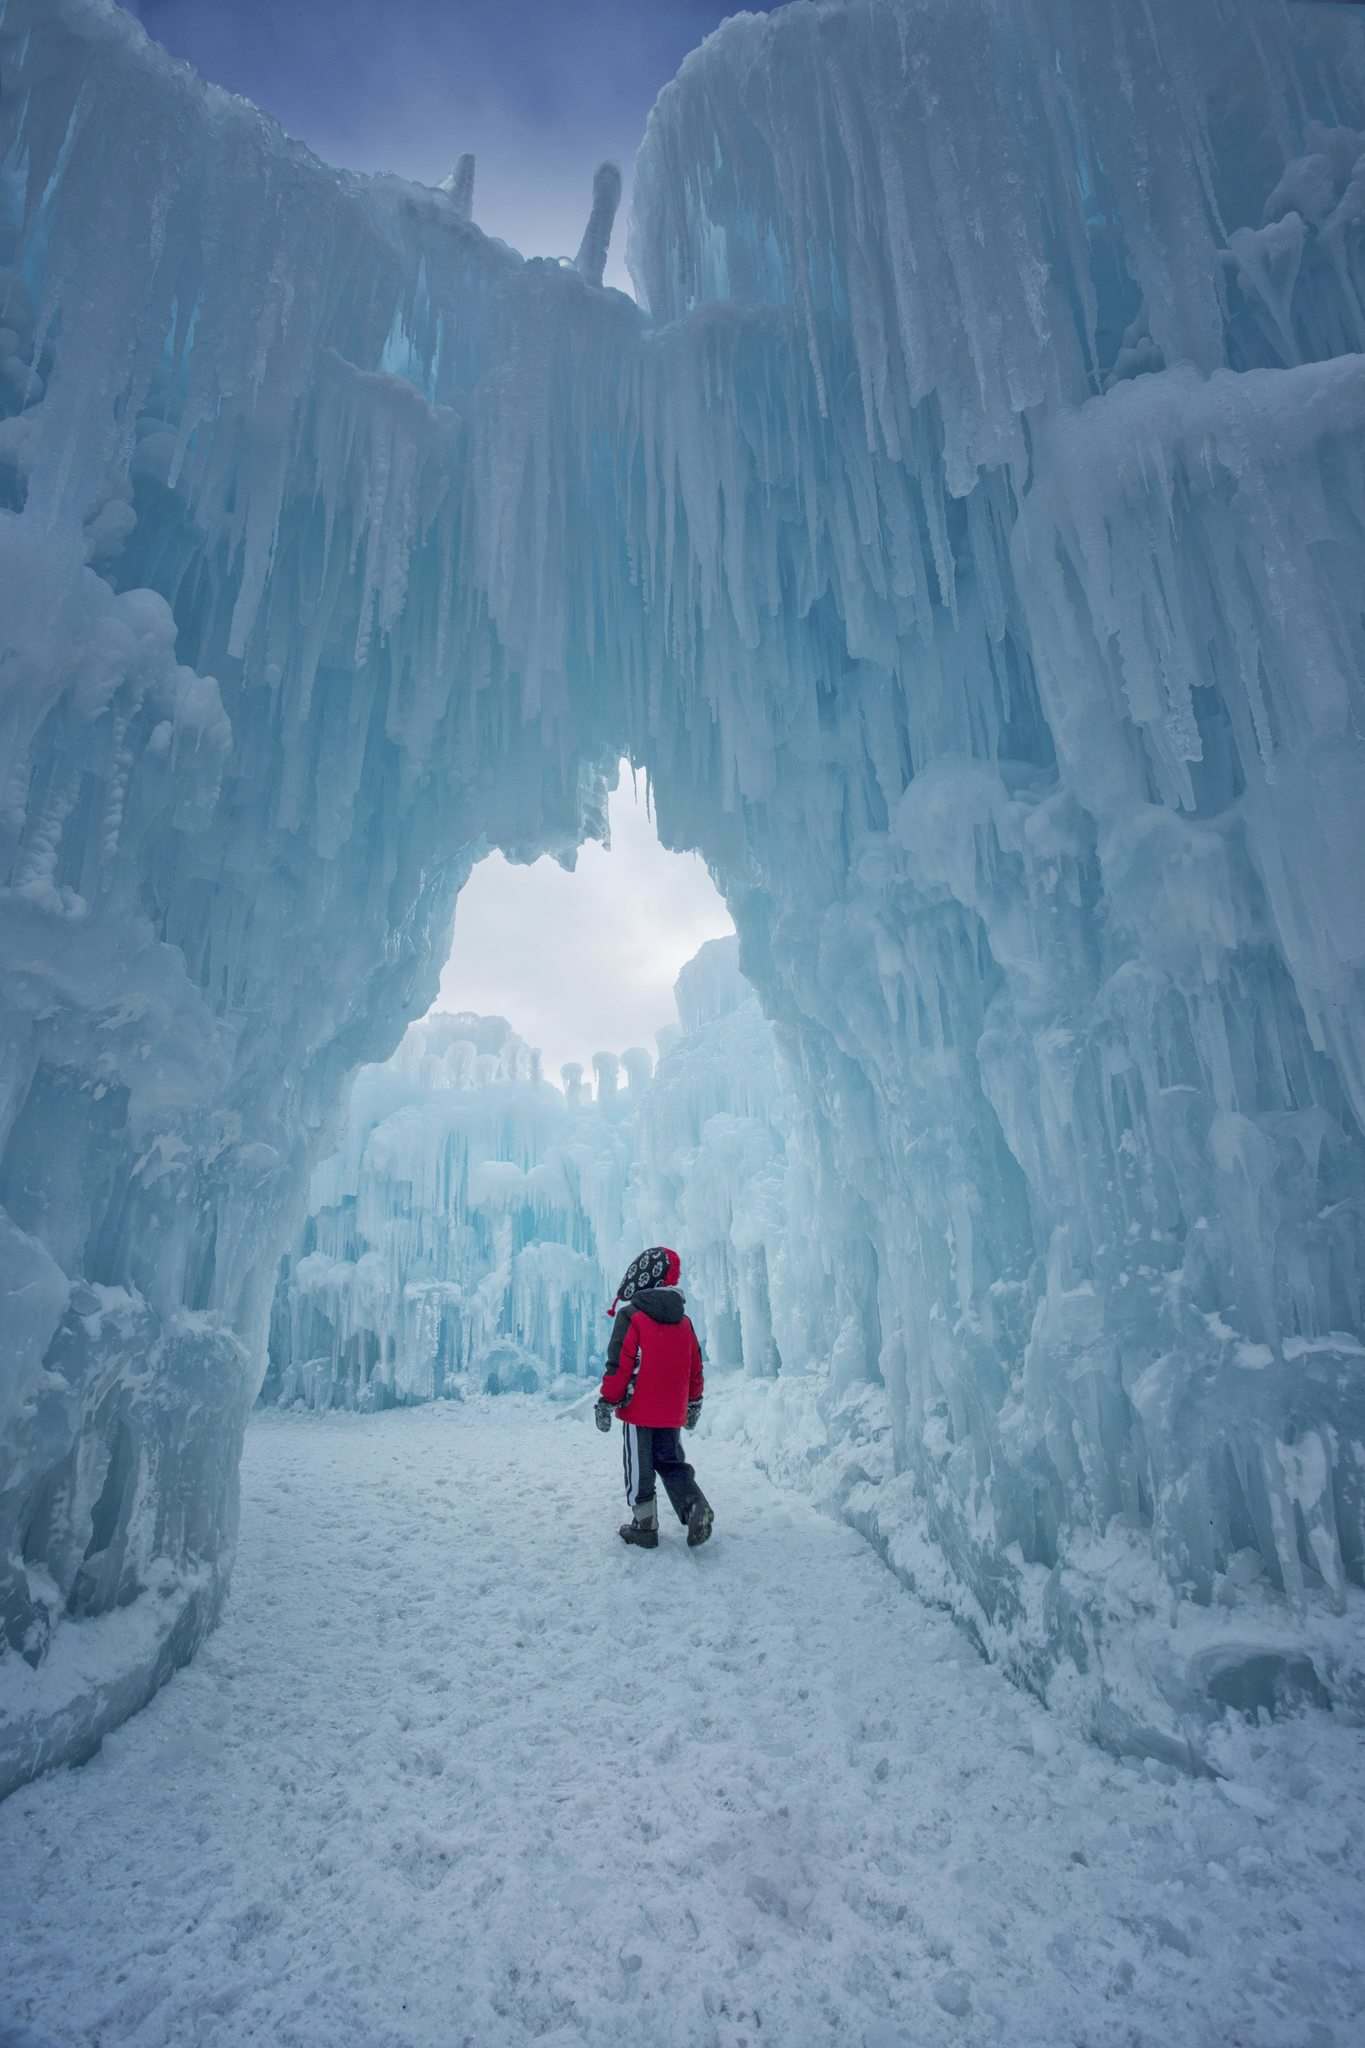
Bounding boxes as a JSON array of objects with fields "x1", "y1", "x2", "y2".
[
  {"x1": 3, "y1": 1399, "x2": 1364, "y2": 2048},
  {"x1": 2, "y1": 0, "x2": 1365, "y2": 1798}
]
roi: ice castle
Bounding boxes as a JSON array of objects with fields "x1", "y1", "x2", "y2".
[{"x1": 2, "y1": 0, "x2": 1364, "y2": 1794}]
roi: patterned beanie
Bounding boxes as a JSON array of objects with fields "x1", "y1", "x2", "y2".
[{"x1": 607, "y1": 1245, "x2": 681, "y2": 1316}]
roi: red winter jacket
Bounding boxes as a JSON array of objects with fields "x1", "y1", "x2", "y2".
[{"x1": 599, "y1": 1288, "x2": 704, "y2": 1428}]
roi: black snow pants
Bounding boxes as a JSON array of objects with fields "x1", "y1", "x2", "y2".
[{"x1": 621, "y1": 1424, "x2": 705, "y2": 1523}]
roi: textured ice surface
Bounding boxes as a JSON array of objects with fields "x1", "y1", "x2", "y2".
[
  {"x1": 265, "y1": 1011, "x2": 634, "y2": 1410},
  {"x1": 265, "y1": 938, "x2": 809, "y2": 1408},
  {"x1": 2, "y1": 0, "x2": 1365, "y2": 1789}
]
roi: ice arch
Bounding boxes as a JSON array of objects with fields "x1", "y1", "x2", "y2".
[{"x1": 3, "y1": 0, "x2": 1365, "y2": 1794}]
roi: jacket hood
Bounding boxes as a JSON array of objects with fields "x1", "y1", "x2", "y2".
[{"x1": 628, "y1": 1286, "x2": 687, "y2": 1326}]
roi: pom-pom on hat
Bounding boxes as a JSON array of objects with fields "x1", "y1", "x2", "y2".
[{"x1": 607, "y1": 1245, "x2": 681, "y2": 1316}]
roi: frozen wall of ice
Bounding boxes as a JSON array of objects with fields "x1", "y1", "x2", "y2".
[
  {"x1": 265, "y1": 942, "x2": 817, "y2": 1409},
  {"x1": 626, "y1": 937, "x2": 834, "y2": 1383},
  {"x1": 0, "y1": 0, "x2": 644, "y2": 1794},
  {"x1": 624, "y1": 0, "x2": 1365, "y2": 1751},
  {"x1": 263, "y1": 1012, "x2": 632, "y2": 1409},
  {"x1": 3, "y1": 0, "x2": 1365, "y2": 1790}
]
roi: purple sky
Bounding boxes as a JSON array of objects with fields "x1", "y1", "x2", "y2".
[{"x1": 129, "y1": 0, "x2": 777, "y2": 291}]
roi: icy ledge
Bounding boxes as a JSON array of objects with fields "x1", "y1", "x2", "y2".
[{"x1": 0, "y1": 1555, "x2": 220, "y2": 1799}]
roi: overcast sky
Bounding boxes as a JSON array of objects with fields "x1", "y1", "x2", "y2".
[
  {"x1": 129, "y1": 0, "x2": 776, "y2": 292},
  {"x1": 438, "y1": 770, "x2": 734, "y2": 1083}
]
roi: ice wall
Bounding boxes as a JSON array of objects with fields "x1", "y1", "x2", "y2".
[
  {"x1": 0, "y1": 0, "x2": 642, "y2": 1795},
  {"x1": 264, "y1": 1012, "x2": 633, "y2": 1409},
  {"x1": 627, "y1": 938, "x2": 825, "y2": 1382},
  {"x1": 625, "y1": 0, "x2": 1365, "y2": 1750},
  {"x1": 265, "y1": 945, "x2": 814, "y2": 1408},
  {"x1": 3, "y1": 0, "x2": 1365, "y2": 1789}
]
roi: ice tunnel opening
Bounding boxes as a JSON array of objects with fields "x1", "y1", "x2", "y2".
[
  {"x1": 435, "y1": 765, "x2": 736, "y2": 1090},
  {"x1": 259, "y1": 765, "x2": 834, "y2": 1412}
]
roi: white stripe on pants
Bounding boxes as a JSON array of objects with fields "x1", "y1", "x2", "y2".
[{"x1": 622, "y1": 1424, "x2": 645, "y2": 1508}]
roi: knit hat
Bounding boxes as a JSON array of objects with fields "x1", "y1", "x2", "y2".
[{"x1": 607, "y1": 1245, "x2": 681, "y2": 1316}]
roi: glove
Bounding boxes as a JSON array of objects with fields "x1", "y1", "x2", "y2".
[
  {"x1": 685, "y1": 1400, "x2": 703, "y2": 1432},
  {"x1": 594, "y1": 1398, "x2": 614, "y2": 1434}
]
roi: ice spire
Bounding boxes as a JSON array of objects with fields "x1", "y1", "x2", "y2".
[
  {"x1": 622, "y1": 1048, "x2": 653, "y2": 1093},
  {"x1": 438, "y1": 152, "x2": 476, "y2": 222},
  {"x1": 562, "y1": 1063, "x2": 587, "y2": 1108},
  {"x1": 593, "y1": 1051, "x2": 620, "y2": 1104},
  {"x1": 574, "y1": 161, "x2": 622, "y2": 287}
]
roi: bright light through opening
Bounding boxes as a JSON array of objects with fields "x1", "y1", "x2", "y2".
[{"x1": 434, "y1": 766, "x2": 735, "y2": 1085}]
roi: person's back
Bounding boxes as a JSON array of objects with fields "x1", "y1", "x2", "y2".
[{"x1": 594, "y1": 1246, "x2": 713, "y2": 1548}]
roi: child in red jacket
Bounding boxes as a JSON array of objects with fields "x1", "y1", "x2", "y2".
[{"x1": 595, "y1": 1245, "x2": 713, "y2": 1549}]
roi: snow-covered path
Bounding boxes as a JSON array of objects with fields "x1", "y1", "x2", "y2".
[{"x1": 3, "y1": 1403, "x2": 1363, "y2": 2048}]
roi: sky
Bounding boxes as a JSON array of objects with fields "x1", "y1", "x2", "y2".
[
  {"x1": 128, "y1": 0, "x2": 777, "y2": 293},
  {"x1": 437, "y1": 769, "x2": 734, "y2": 1083}
]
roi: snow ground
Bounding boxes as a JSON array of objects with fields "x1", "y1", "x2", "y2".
[{"x1": 2, "y1": 1401, "x2": 1363, "y2": 2048}]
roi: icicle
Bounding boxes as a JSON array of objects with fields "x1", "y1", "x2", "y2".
[{"x1": 12, "y1": 765, "x2": 78, "y2": 893}]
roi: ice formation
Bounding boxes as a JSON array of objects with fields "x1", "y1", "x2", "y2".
[
  {"x1": 438, "y1": 154, "x2": 477, "y2": 223},
  {"x1": 2, "y1": 0, "x2": 1365, "y2": 1793},
  {"x1": 265, "y1": 938, "x2": 805, "y2": 1408},
  {"x1": 264, "y1": 1011, "x2": 635, "y2": 1410},
  {"x1": 575, "y1": 163, "x2": 624, "y2": 289}
]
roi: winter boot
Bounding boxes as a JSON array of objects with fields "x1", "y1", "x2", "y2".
[
  {"x1": 619, "y1": 1499, "x2": 659, "y2": 1549},
  {"x1": 686, "y1": 1494, "x2": 714, "y2": 1548}
]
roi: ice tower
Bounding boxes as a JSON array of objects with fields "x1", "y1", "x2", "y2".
[{"x1": 2, "y1": 0, "x2": 1364, "y2": 1793}]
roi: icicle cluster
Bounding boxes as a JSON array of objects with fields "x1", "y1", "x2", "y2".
[
  {"x1": 266, "y1": 940, "x2": 821, "y2": 1410},
  {"x1": 266, "y1": 1013, "x2": 628, "y2": 1409}
]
